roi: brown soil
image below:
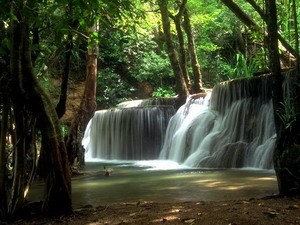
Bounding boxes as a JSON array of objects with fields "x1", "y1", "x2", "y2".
[{"x1": 4, "y1": 197, "x2": 300, "y2": 225}]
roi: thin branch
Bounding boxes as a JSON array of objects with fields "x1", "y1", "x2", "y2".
[
  {"x1": 244, "y1": 0, "x2": 300, "y2": 59},
  {"x1": 176, "y1": 0, "x2": 187, "y2": 19}
]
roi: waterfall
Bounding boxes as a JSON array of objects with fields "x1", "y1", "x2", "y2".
[
  {"x1": 83, "y1": 98, "x2": 176, "y2": 160},
  {"x1": 160, "y1": 75, "x2": 276, "y2": 169},
  {"x1": 83, "y1": 72, "x2": 295, "y2": 168}
]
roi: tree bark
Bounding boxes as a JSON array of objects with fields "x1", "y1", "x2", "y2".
[
  {"x1": 24, "y1": 31, "x2": 72, "y2": 216},
  {"x1": 266, "y1": 0, "x2": 300, "y2": 197},
  {"x1": 291, "y1": 0, "x2": 300, "y2": 124},
  {"x1": 158, "y1": 0, "x2": 188, "y2": 102},
  {"x1": 9, "y1": 1, "x2": 72, "y2": 214},
  {"x1": 66, "y1": 25, "x2": 98, "y2": 169},
  {"x1": 170, "y1": 14, "x2": 191, "y2": 91},
  {"x1": 0, "y1": 92, "x2": 9, "y2": 217},
  {"x1": 56, "y1": 4, "x2": 75, "y2": 119},
  {"x1": 183, "y1": 8, "x2": 203, "y2": 93},
  {"x1": 0, "y1": 31, "x2": 10, "y2": 217},
  {"x1": 291, "y1": 0, "x2": 299, "y2": 70},
  {"x1": 9, "y1": 8, "x2": 26, "y2": 214},
  {"x1": 56, "y1": 33, "x2": 73, "y2": 119},
  {"x1": 169, "y1": 0, "x2": 191, "y2": 91}
]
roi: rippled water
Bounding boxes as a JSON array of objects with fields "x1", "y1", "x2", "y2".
[{"x1": 29, "y1": 160, "x2": 278, "y2": 208}]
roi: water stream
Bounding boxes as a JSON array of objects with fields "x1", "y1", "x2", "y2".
[{"x1": 29, "y1": 161, "x2": 278, "y2": 208}]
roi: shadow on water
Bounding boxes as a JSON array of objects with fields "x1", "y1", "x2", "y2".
[{"x1": 29, "y1": 160, "x2": 278, "y2": 208}]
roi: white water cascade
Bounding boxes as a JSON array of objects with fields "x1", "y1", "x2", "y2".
[
  {"x1": 160, "y1": 76, "x2": 276, "y2": 169},
  {"x1": 83, "y1": 74, "x2": 295, "y2": 169},
  {"x1": 83, "y1": 99, "x2": 176, "y2": 160}
]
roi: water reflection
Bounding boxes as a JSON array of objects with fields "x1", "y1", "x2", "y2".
[{"x1": 29, "y1": 160, "x2": 278, "y2": 208}]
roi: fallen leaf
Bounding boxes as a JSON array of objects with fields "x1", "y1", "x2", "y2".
[
  {"x1": 263, "y1": 211, "x2": 279, "y2": 218},
  {"x1": 181, "y1": 218, "x2": 195, "y2": 223}
]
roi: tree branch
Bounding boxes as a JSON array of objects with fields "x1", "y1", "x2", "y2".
[
  {"x1": 176, "y1": 0, "x2": 187, "y2": 19},
  {"x1": 221, "y1": 0, "x2": 299, "y2": 61},
  {"x1": 245, "y1": 0, "x2": 300, "y2": 61}
]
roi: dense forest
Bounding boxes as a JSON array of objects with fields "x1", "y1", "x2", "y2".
[{"x1": 0, "y1": 0, "x2": 299, "y2": 219}]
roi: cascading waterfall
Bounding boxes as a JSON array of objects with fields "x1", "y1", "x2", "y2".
[
  {"x1": 160, "y1": 75, "x2": 276, "y2": 169},
  {"x1": 83, "y1": 98, "x2": 176, "y2": 160},
  {"x1": 83, "y1": 72, "x2": 295, "y2": 169}
]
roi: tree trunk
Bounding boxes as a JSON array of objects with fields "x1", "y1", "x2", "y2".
[
  {"x1": 266, "y1": 0, "x2": 300, "y2": 197},
  {"x1": 291, "y1": 0, "x2": 300, "y2": 124},
  {"x1": 56, "y1": 4, "x2": 74, "y2": 119},
  {"x1": 9, "y1": 2, "x2": 72, "y2": 214},
  {"x1": 9, "y1": 9, "x2": 26, "y2": 214},
  {"x1": 66, "y1": 25, "x2": 98, "y2": 169},
  {"x1": 183, "y1": 8, "x2": 203, "y2": 93},
  {"x1": 0, "y1": 43, "x2": 9, "y2": 217},
  {"x1": 172, "y1": 15, "x2": 191, "y2": 91},
  {"x1": 169, "y1": 0, "x2": 191, "y2": 91},
  {"x1": 24, "y1": 30, "x2": 72, "y2": 216},
  {"x1": 0, "y1": 92, "x2": 9, "y2": 217},
  {"x1": 56, "y1": 33, "x2": 73, "y2": 119},
  {"x1": 158, "y1": 0, "x2": 188, "y2": 103},
  {"x1": 291, "y1": 0, "x2": 299, "y2": 70}
]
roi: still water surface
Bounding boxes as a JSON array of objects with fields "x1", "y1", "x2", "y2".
[{"x1": 29, "y1": 160, "x2": 278, "y2": 208}]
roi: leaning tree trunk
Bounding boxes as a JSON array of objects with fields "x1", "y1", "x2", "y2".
[
  {"x1": 183, "y1": 8, "x2": 203, "y2": 93},
  {"x1": 172, "y1": 16, "x2": 191, "y2": 91},
  {"x1": 9, "y1": 2, "x2": 72, "y2": 214},
  {"x1": 158, "y1": 0, "x2": 188, "y2": 105},
  {"x1": 66, "y1": 26, "x2": 98, "y2": 169},
  {"x1": 169, "y1": 0, "x2": 191, "y2": 92},
  {"x1": 266, "y1": 0, "x2": 300, "y2": 196}
]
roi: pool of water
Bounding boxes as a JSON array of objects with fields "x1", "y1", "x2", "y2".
[{"x1": 29, "y1": 160, "x2": 278, "y2": 208}]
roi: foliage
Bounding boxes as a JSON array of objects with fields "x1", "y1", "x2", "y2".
[
  {"x1": 98, "y1": 17, "x2": 175, "y2": 104},
  {"x1": 233, "y1": 53, "x2": 259, "y2": 78},
  {"x1": 97, "y1": 68, "x2": 135, "y2": 108},
  {"x1": 131, "y1": 50, "x2": 173, "y2": 86},
  {"x1": 212, "y1": 55, "x2": 236, "y2": 83},
  {"x1": 277, "y1": 0, "x2": 300, "y2": 50},
  {"x1": 152, "y1": 87, "x2": 176, "y2": 97},
  {"x1": 277, "y1": 98, "x2": 299, "y2": 131},
  {"x1": 187, "y1": 0, "x2": 252, "y2": 83}
]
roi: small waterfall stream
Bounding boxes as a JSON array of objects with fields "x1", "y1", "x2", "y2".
[
  {"x1": 83, "y1": 98, "x2": 176, "y2": 160},
  {"x1": 160, "y1": 76, "x2": 276, "y2": 169}
]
